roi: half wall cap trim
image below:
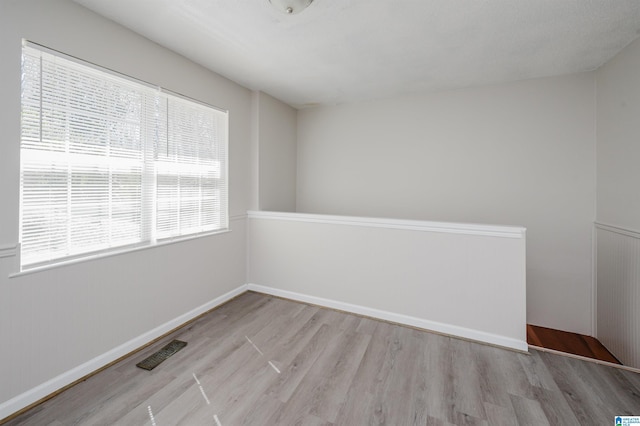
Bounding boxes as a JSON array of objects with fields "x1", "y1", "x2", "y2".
[{"x1": 247, "y1": 211, "x2": 526, "y2": 239}]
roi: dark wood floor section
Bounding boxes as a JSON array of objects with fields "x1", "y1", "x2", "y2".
[
  {"x1": 527, "y1": 324, "x2": 621, "y2": 364},
  {"x1": 5, "y1": 292, "x2": 640, "y2": 425}
]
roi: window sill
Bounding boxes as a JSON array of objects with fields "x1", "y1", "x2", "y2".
[{"x1": 9, "y1": 228, "x2": 232, "y2": 278}]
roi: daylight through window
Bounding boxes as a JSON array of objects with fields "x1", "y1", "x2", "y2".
[{"x1": 20, "y1": 43, "x2": 228, "y2": 269}]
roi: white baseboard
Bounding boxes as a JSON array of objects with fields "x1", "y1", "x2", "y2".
[
  {"x1": 0, "y1": 284, "x2": 248, "y2": 422},
  {"x1": 247, "y1": 283, "x2": 528, "y2": 353}
]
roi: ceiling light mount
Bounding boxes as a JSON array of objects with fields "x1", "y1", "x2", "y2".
[{"x1": 269, "y1": 0, "x2": 314, "y2": 15}]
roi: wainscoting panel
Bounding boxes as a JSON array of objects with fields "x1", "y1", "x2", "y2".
[{"x1": 596, "y1": 223, "x2": 640, "y2": 368}]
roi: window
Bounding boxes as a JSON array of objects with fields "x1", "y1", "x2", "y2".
[{"x1": 20, "y1": 42, "x2": 228, "y2": 270}]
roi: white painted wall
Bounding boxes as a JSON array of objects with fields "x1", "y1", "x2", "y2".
[
  {"x1": 297, "y1": 75, "x2": 597, "y2": 335},
  {"x1": 254, "y1": 92, "x2": 297, "y2": 211},
  {"x1": 595, "y1": 37, "x2": 640, "y2": 365},
  {"x1": 247, "y1": 211, "x2": 527, "y2": 351},
  {"x1": 0, "y1": 0, "x2": 252, "y2": 416},
  {"x1": 596, "y1": 37, "x2": 640, "y2": 232}
]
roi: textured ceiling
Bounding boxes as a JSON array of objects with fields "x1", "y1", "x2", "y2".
[{"x1": 73, "y1": 0, "x2": 640, "y2": 108}]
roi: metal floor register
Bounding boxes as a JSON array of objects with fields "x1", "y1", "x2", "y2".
[{"x1": 136, "y1": 340, "x2": 188, "y2": 371}]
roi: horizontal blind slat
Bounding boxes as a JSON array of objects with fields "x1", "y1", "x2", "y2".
[{"x1": 20, "y1": 44, "x2": 228, "y2": 269}]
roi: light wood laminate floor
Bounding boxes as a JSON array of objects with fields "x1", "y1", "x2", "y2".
[{"x1": 5, "y1": 292, "x2": 640, "y2": 425}]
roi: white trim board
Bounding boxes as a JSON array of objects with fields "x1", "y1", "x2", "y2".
[
  {"x1": 247, "y1": 283, "x2": 529, "y2": 352},
  {"x1": 0, "y1": 284, "x2": 248, "y2": 421},
  {"x1": 529, "y1": 345, "x2": 640, "y2": 374},
  {"x1": 595, "y1": 222, "x2": 640, "y2": 239},
  {"x1": 591, "y1": 223, "x2": 598, "y2": 337},
  {"x1": 0, "y1": 244, "x2": 17, "y2": 259},
  {"x1": 248, "y1": 210, "x2": 526, "y2": 239}
]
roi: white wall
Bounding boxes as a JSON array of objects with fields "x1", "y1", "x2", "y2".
[
  {"x1": 297, "y1": 74, "x2": 597, "y2": 335},
  {"x1": 248, "y1": 211, "x2": 527, "y2": 351},
  {"x1": 595, "y1": 37, "x2": 640, "y2": 366},
  {"x1": 596, "y1": 37, "x2": 640, "y2": 231},
  {"x1": 0, "y1": 0, "x2": 252, "y2": 416},
  {"x1": 253, "y1": 92, "x2": 297, "y2": 211}
]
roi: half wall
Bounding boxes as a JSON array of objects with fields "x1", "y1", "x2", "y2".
[{"x1": 247, "y1": 211, "x2": 527, "y2": 351}]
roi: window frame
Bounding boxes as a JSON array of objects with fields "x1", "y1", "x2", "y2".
[{"x1": 18, "y1": 41, "x2": 229, "y2": 273}]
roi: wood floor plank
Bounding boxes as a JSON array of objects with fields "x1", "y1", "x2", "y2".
[
  {"x1": 450, "y1": 338, "x2": 488, "y2": 422},
  {"x1": 407, "y1": 330, "x2": 442, "y2": 425},
  {"x1": 582, "y1": 335, "x2": 621, "y2": 364},
  {"x1": 199, "y1": 309, "x2": 334, "y2": 423},
  {"x1": 527, "y1": 324, "x2": 620, "y2": 364},
  {"x1": 426, "y1": 416, "x2": 457, "y2": 426},
  {"x1": 421, "y1": 332, "x2": 457, "y2": 423},
  {"x1": 365, "y1": 326, "x2": 426, "y2": 425},
  {"x1": 510, "y1": 394, "x2": 551, "y2": 426},
  {"x1": 526, "y1": 324, "x2": 544, "y2": 347},
  {"x1": 570, "y1": 354, "x2": 640, "y2": 415},
  {"x1": 152, "y1": 384, "x2": 212, "y2": 426},
  {"x1": 529, "y1": 385, "x2": 581, "y2": 426},
  {"x1": 6, "y1": 368, "x2": 126, "y2": 425},
  {"x1": 517, "y1": 348, "x2": 560, "y2": 392},
  {"x1": 5, "y1": 293, "x2": 640, "y2": 426},
  {"x1": 210, "y1": 312, "x2": 335, "y2": 420},
  {"x1": 112, "y1": 374, "x2": 197, "y2": 425},
  {"x1": 333, "y1": 322, "x2": 396, "y2": 425},
  {"x1": 475, "y1": 343, "x2": 523, "y2": 408},
  {"x1": 455, "y1": 411, "x2": 489, "y2": 426},
  {"x1": 355, "y1": 315, "x2": 381, "y2": 335},
  {"x1": 221, "y1": 393, "x2": 283, "y2": 425},
  {"x1": 64, "y1": 370, "x2": 179, "y2": 425},
  {"x1": 482, "y1": 402, "x2": 517, "y2": 426},
  {"x1": 267, "y1": 329, "x2": 370, "y2": 424},
  {"x1": 240, "y1": 298, "x2": 312, "y2": 351},
  {"x1": 303, "y1": 329, "x2": 371, "y2": 423},
  {"x1": 476, "y1": 343, "x2": 551, "y2": 407},
  {"x1": 266, "y1": 324, "x2": 334, "y2": 404},
  {"x1": 536, "y1": 349, "x2": 637, "y2": 424}
]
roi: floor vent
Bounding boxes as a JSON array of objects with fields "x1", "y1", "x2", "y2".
[{"x1": 136, "y1": 340, "x2": 187, "y2": 371}]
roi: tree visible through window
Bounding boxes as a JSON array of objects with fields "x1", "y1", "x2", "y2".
[{"x1": 20, "y1": 42, "x2": 228, "y2": 269}]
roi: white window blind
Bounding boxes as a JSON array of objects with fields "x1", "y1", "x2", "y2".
[
  {"x1": 156, "y1": 95, "x2": 228, "y2": 239},
  {"x1": 20, "y1": 43, "x2": 228, "y2": 269}
]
